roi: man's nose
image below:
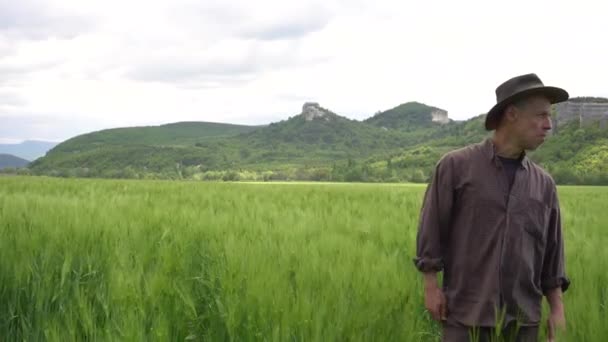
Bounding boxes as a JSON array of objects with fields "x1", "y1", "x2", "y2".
[{"x1": 543, "y1": 116, "x2": 553, "y2": 131}]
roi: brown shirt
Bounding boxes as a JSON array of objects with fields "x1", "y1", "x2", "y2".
[{"x1": 414, "y1": 138, "x2": 569, "y2": 327}]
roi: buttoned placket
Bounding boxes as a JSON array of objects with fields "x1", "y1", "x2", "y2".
[{"x1": 494, "y1": 152, "x2": 528, "y2": 326}]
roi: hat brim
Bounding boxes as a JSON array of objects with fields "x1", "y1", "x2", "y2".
[{"x1": 485, "y1": 86, "x2": 569, "y2": 130}]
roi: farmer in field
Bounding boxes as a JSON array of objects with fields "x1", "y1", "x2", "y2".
[{"x1": 414, "y1": 73, "x2": 570, "y2": 341}]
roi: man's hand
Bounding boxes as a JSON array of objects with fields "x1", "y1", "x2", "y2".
[
  {"x1": 546, "y1": 288, "x2": 566, "y2": 341},
  {"x1": 547, "y1": 309, "x2": 565, "y2": 341},
  {"x1": 423, "y1": 272, "x2": 447, "y2": 321}
]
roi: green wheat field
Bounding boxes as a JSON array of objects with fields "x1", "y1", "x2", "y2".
[{"x1": 0, "y1": 176, "x2": 606, "y2": 341}]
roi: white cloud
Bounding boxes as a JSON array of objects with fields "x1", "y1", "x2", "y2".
[
  {"x1": 0, "y1": 0, "x2": 95, "y2": 40},
  {"x1": 1, "y1": 0, "x2": 607, "y2": 141}
]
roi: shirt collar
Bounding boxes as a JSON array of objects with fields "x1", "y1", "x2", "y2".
[{"x1": 483, "y1": 138, "x2": 530, "y2": 171}]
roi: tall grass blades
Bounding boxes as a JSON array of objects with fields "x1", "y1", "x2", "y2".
[{"x1": 0, "y1": 177, "x2": 605, "y2": 341}]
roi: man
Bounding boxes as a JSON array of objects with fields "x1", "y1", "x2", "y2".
[{"x1": 414, "y1": 74, "x2": 570, "y2": 342}]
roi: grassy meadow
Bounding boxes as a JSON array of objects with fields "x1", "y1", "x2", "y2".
[{"x1": 0, "y1": 176, "x2": 606, "y2": 341}]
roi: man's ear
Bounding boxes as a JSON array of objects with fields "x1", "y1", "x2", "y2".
[{"x1": 503, "y1": 104, "x2": 519, "y2": 123}]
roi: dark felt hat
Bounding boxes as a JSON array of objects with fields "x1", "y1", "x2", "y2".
[{"x1": 485, "y1": 73, "x2": 569, "y2": 130}]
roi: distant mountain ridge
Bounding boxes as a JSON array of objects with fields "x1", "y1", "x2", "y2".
[
  {"x1": 21, "y1": 98, "x2": 608, "y2": 184},
  {"x1": 0, "y1": 154, "x2": 29, "y2": 169},
  {"x1": 29, "y1": 101, "x2": 453, "y2": 175},
  {"x1": 0, "y1": 140, "x2": 57, "y2": 161}
]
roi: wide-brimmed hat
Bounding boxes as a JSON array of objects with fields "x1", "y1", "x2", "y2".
[{"x1": 485, "y1": 73, "x2": 569, "y2": 130}]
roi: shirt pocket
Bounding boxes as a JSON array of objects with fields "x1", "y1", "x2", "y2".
[{"x1": 520, "y1": 197, "x2": 550, "y2": 242}]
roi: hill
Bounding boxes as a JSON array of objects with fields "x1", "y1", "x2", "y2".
[
  {"x1": 529, "y1": 121, "x2": 608, "y2": 184},
  {"x1": 233, "y1": 102, "x2": 440, "y2": 165},
  {"x1": 50, "y1": 121, "x2": 259, "y2": 153},
  {"x1": 0, "y1": 140, "x2": 57, "y2": 161},
  {"x1": 25, "y1": 100, "x2": 608, "y2": 184},
  {"x1": 0, "y1": 154, "x2": 29, "y2": 169},
  {"x1": 30, "y1": 102, "x2": 450, "y2": 177},
  {"x1": 28, "y1": 121, "x2": 259, "y2": 178},
  {"x1": 365, "y1": 101, "x2": 451, "y2": 130}
]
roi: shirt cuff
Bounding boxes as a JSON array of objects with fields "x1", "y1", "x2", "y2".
[
  {"x1": 542, "y1": 276, "x2": 571, "y2": 294},
  {"x1": 413, "y1": 257, "x2": 444, "y2": 273}
]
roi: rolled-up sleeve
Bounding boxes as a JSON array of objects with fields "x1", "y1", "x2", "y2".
[
  {"x1": 413, "y1": 155, "x2": 455, "y2": 273},
  {"x1": 541, "y1": 187, "x2": 570, "y2": 294}
]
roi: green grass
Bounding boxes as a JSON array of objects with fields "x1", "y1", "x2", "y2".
[{"x1": 0, "y1": 177, "x2": 606, "y2": 341}]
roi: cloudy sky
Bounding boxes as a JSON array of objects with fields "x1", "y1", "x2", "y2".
[{"x1": 1, "y1": 0, "x2": 607, "y2": 143}]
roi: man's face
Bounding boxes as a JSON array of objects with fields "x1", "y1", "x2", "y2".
[{"x1": 511, "y1": 96, "x2": 553, "y2": 151}]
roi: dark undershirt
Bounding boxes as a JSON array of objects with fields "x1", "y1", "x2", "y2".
[{"x1": 497, "y1": 155, "x2": 522, "y2": 192}]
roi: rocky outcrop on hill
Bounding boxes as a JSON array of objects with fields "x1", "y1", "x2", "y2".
[
  {"x1": 301, "y1": 102, "x2": 332, "y2": 121},
  {"x1": 554, "y1": 99, "x2": 608, "y2": 128}
]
